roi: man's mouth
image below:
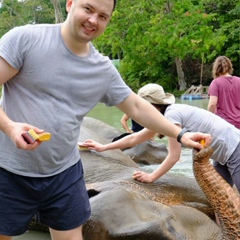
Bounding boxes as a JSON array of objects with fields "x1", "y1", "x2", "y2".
[{"x1": 83, "y1": 24, "x2": 96, "y2": 34}]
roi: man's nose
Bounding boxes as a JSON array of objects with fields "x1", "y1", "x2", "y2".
[{"x1": 88, "y1": 13, "x2": 98, "y2": 24}]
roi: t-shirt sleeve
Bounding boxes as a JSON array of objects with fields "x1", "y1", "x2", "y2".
[
  {"x1": 0, "y1": 26, "x2": 27, "y2": 69},
  {"x1": 99, "y1": 61, "x2": 132, "y2": 106},
  {"x1": 164, "y1": 107, "x2": 182, "y2": 126},
  {"x1": 208, "y1": 80, "x2": 219, "y2": 97}
]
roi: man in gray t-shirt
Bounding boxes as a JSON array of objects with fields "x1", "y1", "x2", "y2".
[{"x1": 0, "y1": 0, "x2": 211, "y2": 239}]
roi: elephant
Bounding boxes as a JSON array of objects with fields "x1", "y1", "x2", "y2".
[
  {"x1": 28, "y1": 117, "x2": 223, "y2": 239},
  {"x1": 80, "y1": 118, "x2": 222, "y2": 239},
  {"x1": 80, "y1": 147, "x2": 221, "y2": 240}
]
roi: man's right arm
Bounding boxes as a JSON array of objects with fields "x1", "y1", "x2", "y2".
[
  {"x1": 0, "y1": 56, "x2": 19, "y2": 85},
  {"x1": 0, "y1": 57, "x2": 19, "y2": 135},
  {"x1": 0, "y1": 57, "x2": 42, "y2": 149}
]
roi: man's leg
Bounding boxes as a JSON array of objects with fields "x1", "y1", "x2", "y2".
[
  {"x1": 50, "y1": 226, "x2": 83, "y2": 240},
  {"x1": 0, "y1": 168, "x2": 38, "y2": 237},
  {"x1": 39, "y1": 161, "x2": 90, "y2": 239}
]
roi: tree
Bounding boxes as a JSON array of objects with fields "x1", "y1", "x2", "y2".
[
  {"x1": 203, "y1": 0, "x2": 240, "y2": 74},
  {"x1": 50, "y1": 0, "x2": 64, "y2": 23},
  {"x1": 95, "y1": 0, "x2": 216, "y2": 90},
  {"x1": 0, "y1": 0, "x2": 66, "y2": 36}
]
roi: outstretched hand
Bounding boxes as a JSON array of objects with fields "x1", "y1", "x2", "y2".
[
  {"x1": 132, "y1": 171, "x2": 154, "y2": 183},
  {"x1": 81, "y1": 139, "x2": 106, "y2": 152},
  {"x1": 180, "y1": 132, "x2": 211, "y2": 149}
]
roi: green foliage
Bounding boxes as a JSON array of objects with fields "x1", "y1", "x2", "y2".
[
  {"x1": 204, "y1": 0, "x2": 240, "y2": 65},
  {"x1": 1, "y1": 0, "x2": 239, "y2": 88},
  {"x1": 0, "y1": 0, "x2": 67, "y2": 36},
  {"x1": 94, "y1": 0, "x2": 239, "y2": 90}
]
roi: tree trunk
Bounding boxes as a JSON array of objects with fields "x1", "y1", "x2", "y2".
[
  {"x1": 200, "y1": 53, "x2": 205, "y2": 85},
  {"x1": 175, "y1": 57, "x2": 187, "y2": 90},
  {"x1": 51, "y1": 0, "x2": 63, "y2": 23}
]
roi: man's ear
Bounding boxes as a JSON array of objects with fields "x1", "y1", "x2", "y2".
[{"x1": 66, "y1": 0, "x2": 74, "y2": 13}]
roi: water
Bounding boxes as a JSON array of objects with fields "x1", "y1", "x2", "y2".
[
  {"x1": 140, "y1": 148, "x2": 195, "y2": 178},
  {"x1": 14, "y1": 231, "x2": 51, "y2": 240},
  {"x1": 87, "y1": 98, "x2": 209, "y2": 130},
  {"x1": 13, "y1": 98, "x2": 209, "y2": 239}
]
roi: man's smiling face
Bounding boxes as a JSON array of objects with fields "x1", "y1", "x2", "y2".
[{"x1": 66, "y1": 0, "x2": 113, "y2": 43}]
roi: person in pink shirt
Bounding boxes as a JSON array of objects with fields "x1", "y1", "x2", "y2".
[
  {"x1": 208, "y1": 55, "x2": 240, "y2": 187},
  {"x1": 208, "y1": 56, "x2": 240, "y2": 127}
]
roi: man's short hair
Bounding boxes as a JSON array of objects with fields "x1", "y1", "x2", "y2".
[{"x1": 113, "y1": 0, "x2": 116, "y2": 11}]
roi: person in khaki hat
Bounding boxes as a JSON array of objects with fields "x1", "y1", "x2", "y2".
[
  {"x1": 116, "y1": 84, "x2": 170, "y2": 140},
  {"x1": 137, "y1": 83, "x2": 175, "y2": 105},
  {"x1": 83, "y1": 83, "x2": 240, "y2": 195}
]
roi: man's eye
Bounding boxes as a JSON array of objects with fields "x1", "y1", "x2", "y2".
[
  {"x1": 100, "y1": 15, "x2": 107, "y2": 21},
  {"x1": 84, "y1": 7, "x2": 91, "y2": 12}
]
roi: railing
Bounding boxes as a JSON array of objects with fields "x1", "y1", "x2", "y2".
[{"x1": 183, "y1": 85, "x2": 209, "y2": 95}]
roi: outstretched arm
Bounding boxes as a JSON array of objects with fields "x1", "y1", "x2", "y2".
[
  {"x1": 83, "y1": 128, "x2": 156, "y2": 152},
  {"x1": 133, "y1": 137, "x2": 181, "y2": 183},
  {"x1": 116, "y1": 92, "x2": 211, "y2": 149}
]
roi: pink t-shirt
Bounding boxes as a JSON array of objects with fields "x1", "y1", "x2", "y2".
[{"x1": 208, "y1": 76, "x2": 240, "y2": 128}]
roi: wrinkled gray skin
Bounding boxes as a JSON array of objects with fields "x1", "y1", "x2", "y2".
[
  {"x1": 84, "y1": 182, "x2": 221, "y2": 240},
  {"x1": 29, "y1": 117, "x2": 222, "y2": 239}
]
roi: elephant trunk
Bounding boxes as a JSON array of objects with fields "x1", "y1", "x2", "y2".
[{"x1": 192, "y1": 147, "x2": 240, "y2": 240}]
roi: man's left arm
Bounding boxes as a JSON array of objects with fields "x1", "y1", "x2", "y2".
[{"x1": 116, "y1": 93, "x2": 211, "y2": 149}]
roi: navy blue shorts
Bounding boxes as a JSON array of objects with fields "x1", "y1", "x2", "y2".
[{"x1": 0, "y1": 160, "x2": 91, "y2": 236}]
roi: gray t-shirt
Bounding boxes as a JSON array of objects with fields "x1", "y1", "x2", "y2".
[
  {"x1": 165, "y1": 104, "x2": 240, "y2": 165},
  {"x1": 0, "y1": 24, "x2": 132, "y2": 177}
]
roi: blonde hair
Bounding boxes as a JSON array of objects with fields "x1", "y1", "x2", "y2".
[{"x1": 212, "y1": 56, "x2": 233, "y2": 79}]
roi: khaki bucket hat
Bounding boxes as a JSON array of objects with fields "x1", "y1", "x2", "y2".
[{"x1": 138, "y1": 83, "x2": 175, "y2": 104}]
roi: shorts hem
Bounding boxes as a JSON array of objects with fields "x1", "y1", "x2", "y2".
[
  {"x1": 46, "y1": 210, "x2": 91, "y2": 231},
  {"x1": 0, "y1": 227, "x2": 28, "y2": 237}
]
